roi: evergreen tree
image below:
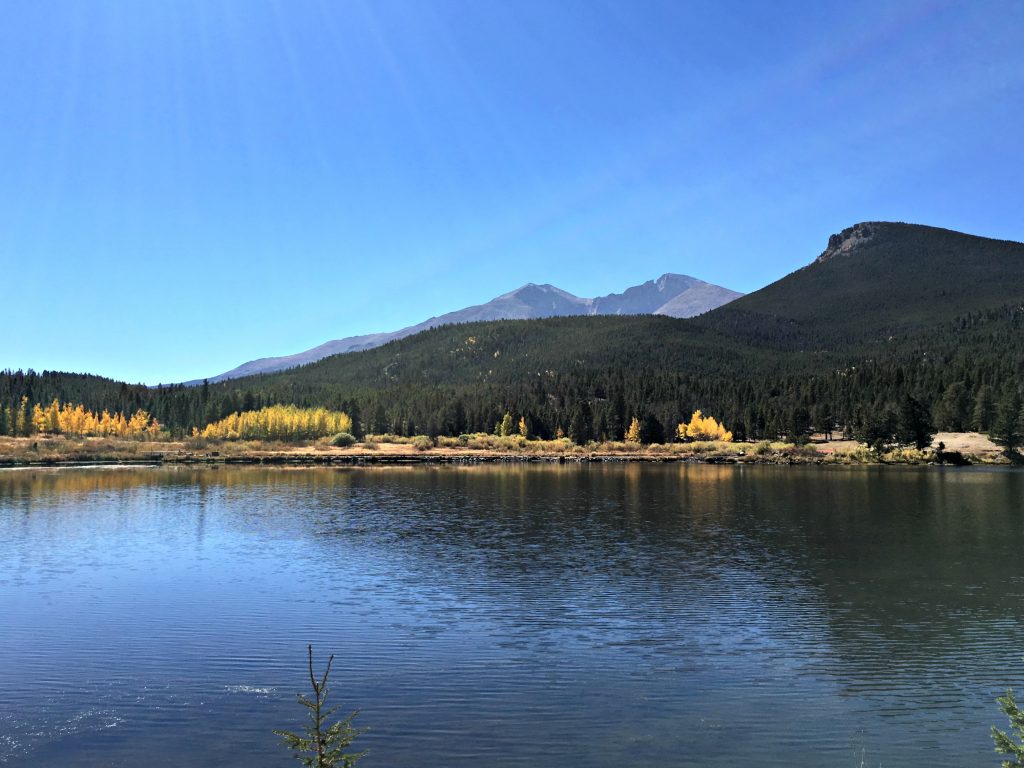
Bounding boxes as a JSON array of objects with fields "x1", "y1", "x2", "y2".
[
  {"x1": 858, "y1": 405, "x2": 897, "y2": 452},
  {"x1": 991, "y1": 388, "x2": 1023, "y2": 458},
  {"x1": 934, "y1": 381, "x2": 970, "y2": 431},
  {"x1": 973, "y1": 385, "x2": 996, "y2": 432},
  {"x1": 896, "y1": 395, "x2": 934, "y2": 450},
  {"x1": 568, "y1": 401, "x2": 593, "y2": 445},
  {"x1": 787, "y1": 406, "x2": 811, "y2": 444},
  {"x1": 347, "y1": 401, "x2": 363, "y2": 439},
  {"x1": 370, "y1": 404, "x2": 388, "y2": 435},
  {"x1": 992, "y1": 688, "x2": 1024, "y2": 768},
  {"x1": 276, "y1": 645, "x2": 366, "y2": 768},
  {"x1": 611, "y1": 392, "x2": 626, "y2": 441},
  {"x1": 641, "y1": 413, "x2": 664, "y2": 444}
]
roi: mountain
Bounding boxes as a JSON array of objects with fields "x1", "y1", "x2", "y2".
[
  {"x1": 7, "y1": 221, "x2": 1022, "y2": 442},
  {"x1": 181, "y1": 221, "x2": 1022, "y2": 437},
  {"x1": 231, "y1": 221, "x2": 1024, "y2": 389},
  {"x1": 196, "y1": 274, "x2": 742, "y2": 383},
  {"x1": 696, "y1": 221, "x2": 1024, "y2": 350}
]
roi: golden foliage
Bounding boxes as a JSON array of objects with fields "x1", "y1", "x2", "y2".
[
  {"x1": 199, "y1": 404, "x2": 352, "y2": 441},
  {"x1": 6, "y1": 398, "x2": 162, "y2": 439},
  {"x1": 677, "y1": 410, "x2": 733, "y2": 442},
  {"x1": 625, "y1": 416, "x2": 642, "y2": 444}
]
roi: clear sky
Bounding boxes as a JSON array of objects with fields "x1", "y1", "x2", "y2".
[{"x1": 2, "y1": 0, "x2": 1022, "y2": 384}]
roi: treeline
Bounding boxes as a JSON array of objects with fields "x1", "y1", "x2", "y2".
[
  {"x1": 0, "y1": 397, "x2": 162, "y2": 439},
  {"x1": 2, "y1": 304, "x2": 1021, "y2": 448}
]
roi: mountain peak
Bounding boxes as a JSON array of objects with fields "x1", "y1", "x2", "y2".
[
  {"x1": 812, "y1": 220, "x2": 1010, "y2": 265},
  {"x1": 653, "y1": 273, "x2": 700, "y2": 291},
  {"x1": 816, "y1": 222, "x2": 882, "y2": 263},
  {"x1": 192, "y1": 272, "x2": 743, "y2": 383}
]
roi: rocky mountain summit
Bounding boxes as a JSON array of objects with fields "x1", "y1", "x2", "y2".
[
  {"x1": 195, "y1": 273, "x2": 742, "y2": 383},
  {"x1": 816, "y1": 221, "x2": 882, "y2": 262}
]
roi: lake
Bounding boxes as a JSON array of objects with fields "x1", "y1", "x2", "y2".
[{"x1": 1, "y1": 464, "x2": 1022, "y2": 767}]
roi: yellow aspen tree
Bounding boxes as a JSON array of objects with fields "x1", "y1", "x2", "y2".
[
  {"x1": 685, "y1": 410, "x2": 705, "y2": 440},
  {"x1": 681, "y1": 410, "x2": 734, "y2": 442},
  {"x1": 43, "y1": 400, "x2": 60, "y2": 433},
  {"x1": 127, "y1": 410, "x2": 152, "y2": 437},
  {"x1": 201, "y1": 405, "x2": 351, "y2": 441},
  {"x1": 18, "y1": 396, "x2": 32, "y2": 436},
  {"x1": 518, "y1": 416, "x2": 529, "y2": 439},
  {"x1": 625, "y1": 417, "x2": 642, "y2": 444},
  {"x1": 32, "y1": 404, "x2": 48, "y2": 433}
]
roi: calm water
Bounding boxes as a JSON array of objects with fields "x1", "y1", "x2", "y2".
[{"x1": 1, "y1": 464, "x2": 1022, "y2": 767}]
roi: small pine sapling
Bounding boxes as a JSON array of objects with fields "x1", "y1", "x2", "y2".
[
  {"x1": 276, "y1": 645, "x2": 367, "y2": 768},
  {"x1": 993, "y1": 688, "x2": 1024, "y2": 767}
]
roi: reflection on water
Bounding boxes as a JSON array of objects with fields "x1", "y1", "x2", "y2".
[{"x1": 0, "y1": 464, "x2": 1022, "y2": 767}]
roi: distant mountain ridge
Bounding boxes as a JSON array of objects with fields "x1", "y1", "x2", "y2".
[
  {"x1": 195, "y1": 273, "x2": 742, "y2": 383},
  {"x1": 9, "y1": 220, "x2": 1024, "y2": 444}
]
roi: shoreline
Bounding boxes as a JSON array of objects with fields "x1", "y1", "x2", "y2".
[{"x1": 0, "y1": 439, "x2": 1013, "y2": 470}]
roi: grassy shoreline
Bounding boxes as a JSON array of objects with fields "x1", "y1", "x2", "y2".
[{"x1": 0, "y1": 433, "x2": 1012, "y2": 468}]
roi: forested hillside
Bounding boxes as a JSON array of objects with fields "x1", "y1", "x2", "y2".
[
  {"x1": 697, "y1": 221, "x2": 1024, "y2": 352},
  {"x1": 3, "y1": 222, "x2": 1022, "y2": 443}
]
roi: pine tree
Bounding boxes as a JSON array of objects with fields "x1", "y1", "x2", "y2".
[
  {"x1": 275, "y1": 645, "x2": 366, "y2": 768},
  {"x1": 934, "y1": 382, "x2": 969, "y2": 431},
  {"x1": 896, "y1": 395, "x2": 934, "y2": 450},
  {"x1": 348, "y1": 401, "x2": 363, "y2": 439},
  {"x1": 992, "y1": 688, "x2": 1024, "y2": 767},
  {"x1": 973, "y1": 385, "x2": 996, "y2": 432},
  {"x1": 568, "y1": 401, "x2": 593, "y2": 445},
  {"x1": 991, "y1": 388, "x2": 1023, "y2": 458},
  {"x1": 858, "y1": 405, "x2": 897, "y2": 452},
  {"x1": 611, "y1": 392, "x2": 627, "y2": 441},
  {"x1": 641, "y1": 413, "x2": 664, "y2": 444}
]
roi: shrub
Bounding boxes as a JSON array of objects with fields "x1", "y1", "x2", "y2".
[
  {"x1": 330, "y1": 433, "x2": 357, "y2": 447},
  {"x1": 411, "y1": 435, "x2": 433, "y2": 451}
]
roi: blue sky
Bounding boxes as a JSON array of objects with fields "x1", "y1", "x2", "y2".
[{"x1": 2, "y1": 0, "x2": 1022, "y2": 384}]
